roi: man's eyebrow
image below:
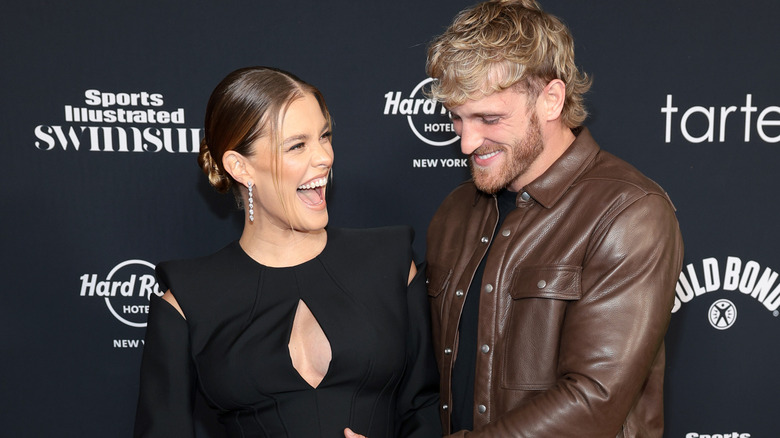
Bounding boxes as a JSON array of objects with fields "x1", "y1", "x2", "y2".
[{"x1": 451, "y1": 110, "x2": 504, "y2": 119}]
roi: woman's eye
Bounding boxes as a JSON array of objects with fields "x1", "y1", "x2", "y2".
[
  {"x1": 287, "y1": 143, "x2": 304, "y2": 152},
  {"x1": 320, "y1": 131, "x2": 332, "y2": 141}
]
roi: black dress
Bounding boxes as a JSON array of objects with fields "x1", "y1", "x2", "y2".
[{"x1": 134, "y1": 227, "x2": 441, "y2": 438}]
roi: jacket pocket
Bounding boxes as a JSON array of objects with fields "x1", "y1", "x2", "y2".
[
  {"x1": 425, "y1": 264, "x2": 452, "y2": 363},
  {"x1": 500, "y1": 265, "x2": 582, "y2": 390},
  {"x1": 425, "y1": 264, "x2": 451, "y2": 299}
]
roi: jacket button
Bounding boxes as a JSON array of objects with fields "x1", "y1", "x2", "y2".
[
  {"x1": 480, "y1": 236, "x2": 489, "y2": 244},
  {"x1": 520, "y1": 192, "x2": 531, "y2": 201},
  {"x1": 484, "y1": 284, "x2": 493, "y2": 293},
  {"x1": 442, "y1": 404, "x2": 449, "y2": 411},
  {"x1": 478, "y1": 404, "x2": 486, "y2": 414},
  {"x1": 455, "y1": 289, "x2": 464, "y2": 297},
  {"x1": 444, "y1": 348, "x2": 452, "y2": 355},
  {"x1": 537, "y1": 280, "x2": 547, "y2": 289},
  {"x1": 481, "y1": 344, "x2": 490, "y2": 353},
  {"x1": 501, "y1": 229, "x2": 511, "y2": 237}
]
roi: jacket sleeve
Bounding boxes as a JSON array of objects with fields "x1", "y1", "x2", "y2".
[
  {"x1": 134, "y1": 293, "x2": 197, "y2": 438},
  {"x1": 395, "y1": 262, "x2": 444, "y2": 438},
  {"x1": 453, "y1": 193, "x2": 683, "y2": 437}
]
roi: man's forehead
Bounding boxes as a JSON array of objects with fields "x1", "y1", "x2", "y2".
[{"x1": 448, "y1": 87, "x2": 526, "y2": 115}]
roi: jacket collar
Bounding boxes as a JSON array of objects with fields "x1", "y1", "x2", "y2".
[{"x1": 523, "y1": 126, "x2": 600, "y2": 209}]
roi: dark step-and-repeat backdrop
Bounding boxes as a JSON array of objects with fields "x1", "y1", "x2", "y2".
[{"x1": 3, "y1": 1, "x2": 778, "y2": 437}]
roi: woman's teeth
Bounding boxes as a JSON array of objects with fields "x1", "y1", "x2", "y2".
[{"x1": 297, "y1": 177, "x2": 327, "y2": 190}]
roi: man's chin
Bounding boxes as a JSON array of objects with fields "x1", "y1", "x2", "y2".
[
  {"x1": 469, "y1": 160, "x2": 508, "y2": 194},
  {"x1": 472, "y1": 176, "x2": 507, "y2": 195}
]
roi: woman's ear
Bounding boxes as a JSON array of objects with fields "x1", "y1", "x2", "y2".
[
  {"x1": 541, "y1": 79, "x2": 566, "y2": 122},
  {"x1": 222, "y1": 150, "x2": 250, "y2": 186}
]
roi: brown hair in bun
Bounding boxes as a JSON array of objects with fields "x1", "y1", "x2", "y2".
[{"x1": 198, "y1": 66, "x2": 332, "y2": 206}]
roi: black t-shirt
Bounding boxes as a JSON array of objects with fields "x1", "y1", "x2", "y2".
[{"x1": 451, "y1": 189, "x2": 518, "y2": 432}]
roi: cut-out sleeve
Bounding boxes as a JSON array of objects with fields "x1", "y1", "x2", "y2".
[
  {"x1": 395, "y1": 262, "x2": 443, "y2": 437},
  {"x1": 133, "y1": 293, "x2": 196, "y2": 437}
]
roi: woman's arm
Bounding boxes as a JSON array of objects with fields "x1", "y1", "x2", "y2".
[
  {"x1": 395, "y1": 262, "x2": 443, "y2": 438},
  {"x1": 134, "y1": 291, "x2": 196, "y2": 437}
]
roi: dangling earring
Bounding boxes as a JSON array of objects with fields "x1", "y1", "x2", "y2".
[{"x1": 248, "y1": 181, "x2": 255, "y2": 223}]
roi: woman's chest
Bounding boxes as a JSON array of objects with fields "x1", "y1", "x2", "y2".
[{"x1": 189, "y1": 265, "x2": 409, "y2": 410}]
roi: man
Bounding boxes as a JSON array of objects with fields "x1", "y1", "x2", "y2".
[{"x1": 424, "y1": 1, "x2": 684, "y2": 437}]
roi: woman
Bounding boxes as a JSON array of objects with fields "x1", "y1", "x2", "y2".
[{"x1": 134, "y1": 67, "x2": 441, "y2": 438}]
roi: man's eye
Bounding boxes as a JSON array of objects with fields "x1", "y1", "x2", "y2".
[{"x1": 482, "y1": 118, "x2": 499, "y2": 125}]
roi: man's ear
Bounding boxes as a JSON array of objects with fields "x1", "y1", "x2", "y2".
[
  {"x1": 222, "y1": 150, "x2": 250, "y2": 186},
  {"x1": 541, "y1": 79, "x2": 566, "y2": 122}
]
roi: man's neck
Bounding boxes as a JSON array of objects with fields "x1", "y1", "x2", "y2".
[{"x1": 509, "y1": 125, "x2": 576, "y2": 191}]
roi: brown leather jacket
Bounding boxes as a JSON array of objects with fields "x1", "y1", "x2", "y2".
[{"x1": 425, "y1": 128, "x2": 683, "y2": 438}]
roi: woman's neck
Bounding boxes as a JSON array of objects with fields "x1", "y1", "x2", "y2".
[{"x1": 239, "y1": 223, "x2": 327, "y2": 268}]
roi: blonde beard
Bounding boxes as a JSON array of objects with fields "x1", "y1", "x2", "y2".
[{"x1": 470, "y1": 113, "x2": 543, "y2": 194}]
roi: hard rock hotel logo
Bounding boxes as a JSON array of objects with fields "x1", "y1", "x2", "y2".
[
  {"x1": 79, "y1": 259, "x2": 162, "y2": 328},
  {"x1": 383, "y1": 78, "x2": 459, "y2": 147},
  {"x1": 383, "y1": 78, "x2": 469, "y2": 169},
  {"x1": 34, "y1": 88, "x2": 201, "y2": 153}
]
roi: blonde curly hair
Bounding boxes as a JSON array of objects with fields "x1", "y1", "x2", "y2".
[{"x1": 427, "y1": 0, "x2": 591, "y2": 127}]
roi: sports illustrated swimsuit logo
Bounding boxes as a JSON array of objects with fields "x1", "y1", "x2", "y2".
[
  {"x1": 673, "y1": 256, "x2": 780, "y2": 330},
  {"x1": 685, "y1": 432, "x2": 751, "y2": 438},
  {"x1": 33, "y1": 88, "x2": 201, "y2": 153},
  {"x1": 79, "y1": 259, "x2": 162, "y2": 328},
  {"x1": 661, "y1": 94, "x2": 780, "y2": 143}
]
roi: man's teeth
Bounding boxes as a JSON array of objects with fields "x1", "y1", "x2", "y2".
[
  {"x1": 477, "y1": 151, "x2": 500, "y2": 160},
  {"x1": 297, "y1": 177, "x2": 328, "y2": 190}
]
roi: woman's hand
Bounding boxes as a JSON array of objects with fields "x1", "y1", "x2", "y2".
[{"x1": 344, "y1": 427, "x2": 367, "y2": 438}]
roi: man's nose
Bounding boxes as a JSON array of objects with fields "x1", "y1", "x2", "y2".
[{"x1": 459, "y1": 122, "x2": 482, "y2": 155}]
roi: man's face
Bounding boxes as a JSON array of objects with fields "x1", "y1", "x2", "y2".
[{"x1": 449, "y1": 87, "x2": 543, "y2": 194}]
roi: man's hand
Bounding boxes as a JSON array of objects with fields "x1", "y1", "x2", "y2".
[{"x1": 344, "y1": 427, "x2": 367, "y2": 438}]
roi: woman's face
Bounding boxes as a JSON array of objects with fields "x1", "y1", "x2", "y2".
[{"x1": 248, "y1": 93, "x2": 334, "y2": 233}]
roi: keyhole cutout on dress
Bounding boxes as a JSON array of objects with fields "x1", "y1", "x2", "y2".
[{"x1": 288, "y1": 299, "x2": 332, "y2": 388}]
